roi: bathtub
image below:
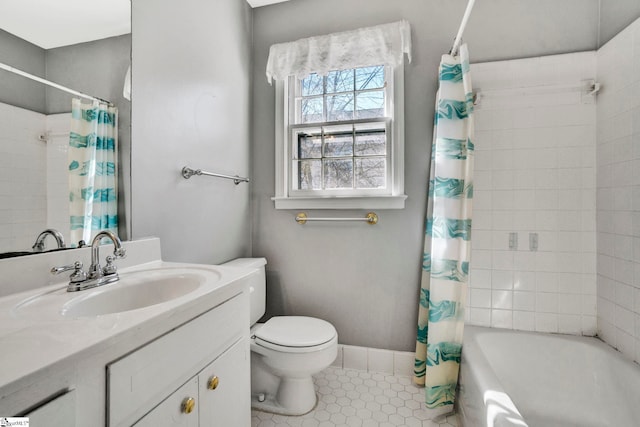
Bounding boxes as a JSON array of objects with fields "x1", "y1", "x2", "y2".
[{"x1": 457, "y1": 326, "x2": 640, "y2": 427}]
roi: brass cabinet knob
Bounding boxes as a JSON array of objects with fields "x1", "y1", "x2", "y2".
[
  {"x1": 208, "y1": 375, "x2": 220, "y2": 390},
  {"x1": 181, "y1": 397, "x2": 196, "y2": 414}
]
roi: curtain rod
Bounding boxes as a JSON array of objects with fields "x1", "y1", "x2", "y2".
[
  {"x1": 450, "y1": 0, "x2": 476, "y2": 56},
  {"x1": 0, "y1": 61, "x2": 113, "y2": 106}
]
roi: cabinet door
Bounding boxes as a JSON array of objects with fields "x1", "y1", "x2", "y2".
[
  {"x1": 198, "y1": 338, "x2": 250, "y2": 426},
  {"x1": 134, "y1": 377, "x2": 199, "y2": 427},
  {"x1": 26, "y1": 390, "x2": 76, "y2": 427}
]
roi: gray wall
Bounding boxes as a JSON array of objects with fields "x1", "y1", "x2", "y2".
[
  {"x1": 0, "y1": 29, "x2": 46, "y2": 113},
  {"x1": 251, "y1": 0, "x2": 603, "y2": 351},
  {"x1": 599, "y1": 0, "x2": 640, "y2": 46},
  {"x1": 131, "y1": 0, "x2": 253, "y2": 263}
]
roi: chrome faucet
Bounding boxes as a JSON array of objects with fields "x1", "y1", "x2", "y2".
[
  {"x1": 32, "y1": 229, "x2": 66, "y2": 252},
  {"x1": 88, "y1": 230, "x2": 126, "y2": 281},
  {"x1": 51, "y1": 230, "x2": 126, "y2": 292}
]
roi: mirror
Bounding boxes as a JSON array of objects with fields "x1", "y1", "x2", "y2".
[{"x1": 0, "y1": 1, "x2": 131, "y2": 257}]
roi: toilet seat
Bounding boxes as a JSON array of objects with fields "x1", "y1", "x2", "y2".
[{"x1": 254, "y1": 316, "x2": 337, "y2": 353}]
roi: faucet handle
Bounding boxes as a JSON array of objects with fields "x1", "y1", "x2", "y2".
[
  {"x1": 51, "y1": 261, "x2": 87, "y2": 283},
  {"x1": 103, "y1": 256, "x2": 118, "y2": 275}
]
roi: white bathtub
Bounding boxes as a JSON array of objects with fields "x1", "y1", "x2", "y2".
[{"x1": 457, "y1": 326, "x2": 640, "y2": 427}]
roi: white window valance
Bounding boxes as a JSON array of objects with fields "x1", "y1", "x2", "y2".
[{"x1": 265, "y1": 20, "x2": 411, "y2": 83}]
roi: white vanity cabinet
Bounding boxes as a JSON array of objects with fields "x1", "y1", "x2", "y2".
[{"x1": 107, "y1": 291, "x2": 250, "y2": 427}]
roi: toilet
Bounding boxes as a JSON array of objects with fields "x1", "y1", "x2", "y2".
[{"x1": 223, "y1": 258, "x2": 338, "y2": 415}]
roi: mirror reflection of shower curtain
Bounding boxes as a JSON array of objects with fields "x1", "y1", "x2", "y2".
[
  {"x1": 414, "y1": 43, "x2": 474, "y2": 418},
  {"x1": 68, "y1": 98, "x2": 118, "y2": 246}
]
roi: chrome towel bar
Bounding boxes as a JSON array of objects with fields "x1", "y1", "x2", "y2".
[
  {"x1": 181, "y1": 166, "x2": 250, "y2": 185},
  {"x1": 295, "y1": 212, "x2": 378, "y2": 225}
]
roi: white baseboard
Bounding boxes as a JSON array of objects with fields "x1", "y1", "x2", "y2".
[{"x1": 331, "y1": 344, "x2": 415, "y2": 377}]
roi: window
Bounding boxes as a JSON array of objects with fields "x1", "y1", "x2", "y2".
[{"x1": 273, "y1": 64, "x2": 406, "y2": 209}]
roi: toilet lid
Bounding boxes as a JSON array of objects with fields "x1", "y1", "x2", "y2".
[{"x1": 255, "y1": 316, "x2": 336, "y2": 348}]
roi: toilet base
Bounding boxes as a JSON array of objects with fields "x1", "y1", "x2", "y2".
[{"x1": 251, "y1": 378, "x2": 318, "y2": 416}]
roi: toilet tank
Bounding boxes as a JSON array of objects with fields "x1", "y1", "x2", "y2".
[{"x1": 222, "y1": 257, "x2": 267, "y2": 326}]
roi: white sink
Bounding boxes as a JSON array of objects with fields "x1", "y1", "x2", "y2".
[{"x1": 14, "y1": 267, "x2": 222, "y2": 318}]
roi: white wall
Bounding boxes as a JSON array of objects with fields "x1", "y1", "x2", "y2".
[
  {"x1": 595, "y1": 16, "x2": 640, "y2": 363},
  {"x1": 468, "y1": 53, "x2": 598, "y2": 335},
  {"x1": 131, "y1": 0, "x2": 252, "y2": 263}
]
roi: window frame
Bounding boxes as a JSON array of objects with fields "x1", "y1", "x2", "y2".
[{"x1": 273, "y1": 63, "x2": 406, "y2": 210}]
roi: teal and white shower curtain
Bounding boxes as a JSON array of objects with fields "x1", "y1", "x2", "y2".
[
  {"x1": 414, "y1": 44, "x2": 474, "y2": 416},
  {"x1": 68, "y1": 98, "x2": 118, "y2": 245}
]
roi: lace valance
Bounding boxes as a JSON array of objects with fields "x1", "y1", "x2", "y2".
[{"x1": 265, "y1": 20, "x2": 412, "y2": 83}]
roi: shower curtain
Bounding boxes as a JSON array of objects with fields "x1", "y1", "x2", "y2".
[
  {"x1": 68, "y1": 98, "x2": 118, "y2": 245},
  {"x1": 414, "y1": 43, "x2": 474, "y2": 416}
]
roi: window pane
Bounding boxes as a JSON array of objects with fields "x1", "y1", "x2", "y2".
[
  {"x1": 326, "y1": 69, "x2": 353, "y2": 93},
  {"x1": 355, "y1": 158, "x2": 386, "y2": 189},
  {"x1": 296, "y1": 160, "x2": 321, "y2": 190},
  {"x1": 300, "y1": 97, "x2": 323, "y2": 123},
  {"x1": 297, "y1": 132, "x2": 321, "y2": 158},
  {"x1": 323, "y1": 159, "x2": 353, "y2": 189},
  {"x1": 356, "y1": 66, "x2": 385, "y2": 90},
  {"x1": 355, "y1": 126, "x2": 386, "y2": 156},
  {"x1": 323, "y1": 131, "x2": 353, "y2": 157},
  {"x1": 356, "y1": 90, "x2": 385, "y2": 119},
  {"x1": 326, "y1": 94, "x2": 354, "y2": 121},
  {"x1": 301, "y1": 73, "x2": 323, "y2": 96}
]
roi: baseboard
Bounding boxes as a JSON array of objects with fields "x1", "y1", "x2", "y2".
[{"x1": 331, "y1": 344, "x2": 415, "y2": 377}]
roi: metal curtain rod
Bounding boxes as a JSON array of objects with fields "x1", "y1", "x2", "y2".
[
  {"x1": 450, "y1": 0, "x2": 476, "y2": 56},
  {"x1": 181, "y1": 166, "x2": 250, "y2": 185},
  {"x1": 0, "y1": 61, "x2": 113, "y2": 106},
  {"x1": 295, "y1": 212, "x2": 379, "y2": 225}
]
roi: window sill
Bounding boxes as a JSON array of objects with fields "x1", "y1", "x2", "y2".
[{"x1": 271, "y1": 195, "x2": 407, "y2": 210}]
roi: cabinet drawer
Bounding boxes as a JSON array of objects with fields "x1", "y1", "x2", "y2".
[{"x1": 108, "y1": 292, "x2": 246, "y2": 427}]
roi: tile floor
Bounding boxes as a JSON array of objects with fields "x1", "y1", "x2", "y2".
[{"x1": 251, "y1": 366, "x2": 461, "y2": 427}]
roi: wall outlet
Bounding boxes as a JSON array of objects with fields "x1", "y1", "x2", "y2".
[{"x1": 529, "y1": 233, "x2": 538, "y2": 251}]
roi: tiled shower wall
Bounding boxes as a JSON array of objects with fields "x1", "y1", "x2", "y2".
[
  {"x1": 595, "y1": 17, "x2": 640, "y2": 363},
  {"x1": 467, "y1": 52, "x2": 598, "y2": 335},
  {"x1": 0, "y1": 102, "x2": 47, "y2": 252},
  {"x1": 45, "y1": 113, "x2": 71, "y2": 242},
  {"x1": 0, "y1": 102, "x2": 70, "y2": 252}
]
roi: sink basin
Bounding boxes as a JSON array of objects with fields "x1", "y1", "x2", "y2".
[
  {"x1": 13, "y1": 267, "x2": 222, "y2": 318},
  {"x1": 62, "y1": 272, "x2": 204, "y2": 317}
]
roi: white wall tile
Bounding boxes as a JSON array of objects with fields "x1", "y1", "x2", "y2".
[
  {"x1": 491, "y1": 309, "x2": 513, "y2": 329},
  {"x1": 332, "y1": 344, "x2": 344, "y2": 367},
  {"x1": 343, "y1": 345, "x2": 368, "y2": 371},
  {"x1": 535, "y1": 313, "x2": 559, "y2": 333},
  {"x1": 513, "y1": 291, "x2": 536, "y2": 311},
  {"x1": 513, "y1": 310, "x2": 535, "y2": 331},
  {"x1": 470, "y1": 51, "x2": 597, "y2": 337},
  {"x1": 368, "y1": 348, "x2": 394, "y2": 375},
  {"x1": 470, "y1": 289, "x2": 492, "y2": 308},
  {"x1": 0, "y1": 102, "x2": 48, "y2": 251},
  {"x1": 393, "y1": 352, "x2": 415, "y2": 377}
]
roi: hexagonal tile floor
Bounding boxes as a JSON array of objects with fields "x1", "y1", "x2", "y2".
[{"x1": 251, "y1": 366, "x2": 461, "y2": 427}]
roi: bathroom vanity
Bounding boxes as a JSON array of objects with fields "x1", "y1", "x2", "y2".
[{"x1": 0, "y1": 238, "x2": 252, "y2": 426}]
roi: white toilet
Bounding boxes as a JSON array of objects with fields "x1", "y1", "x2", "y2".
[{"x1": 223, "y1": 258, "x2": 338, "y2": 415}]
